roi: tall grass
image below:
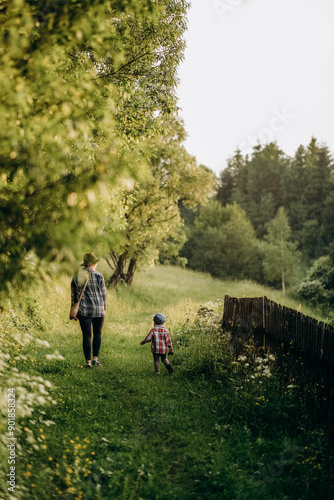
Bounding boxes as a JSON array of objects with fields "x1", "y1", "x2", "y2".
[{"x1": 0, "y1": 265, "x2": 333, "y2": 499}]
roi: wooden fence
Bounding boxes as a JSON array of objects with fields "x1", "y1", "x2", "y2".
[{"x1": 222, "y1": 295, "x2": 334, "y2": 412}]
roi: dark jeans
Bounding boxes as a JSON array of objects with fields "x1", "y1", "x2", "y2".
[
  {"x1": 78, "y1": 316, "x2": 104, "y2": 361},
  {"x1": 153, "y1": 353, "x2": 173, "y2": 373}
]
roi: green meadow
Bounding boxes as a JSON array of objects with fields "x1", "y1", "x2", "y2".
[{"x1": 1, "y1": 265, "x2": 333, "y2": 499}]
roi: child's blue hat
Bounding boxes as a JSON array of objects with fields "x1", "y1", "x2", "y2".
[{"x1": 153, "y1": 313, "x2": 166, "y2": 325}]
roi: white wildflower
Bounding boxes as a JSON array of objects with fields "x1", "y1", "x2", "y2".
[
  {"x1": 237, "y1": 355, "x2": 247, "y2": 362},
  {"x1": 36, "y1": 339, "x2": 50, "y2": 348},
  {"x1": 36, "y1": 396, "x2": 46, "y2": 405},
  {"x1": 45, "y1": 351, "x2": 65, "y2": 361}
]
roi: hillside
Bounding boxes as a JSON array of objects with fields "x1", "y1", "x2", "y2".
[{"x1": 0, "y1": 265, "x2": 333, "y2": 499}]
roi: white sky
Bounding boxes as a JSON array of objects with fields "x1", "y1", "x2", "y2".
[{"x1": 176, "y1": 0, "x2": 334, "y2": 174}]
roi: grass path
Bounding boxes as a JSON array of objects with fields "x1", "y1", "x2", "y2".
[{"x1": 6, "y1": 266, "x2": 334, "y2": 499}]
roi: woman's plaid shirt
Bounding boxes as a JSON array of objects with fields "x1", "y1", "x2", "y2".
[
  {"x1": 142, "y1": 326, "x2": 173, "y2": 354},
  {"x1": 71, "y1": 268, "x2": 106, "y2": 318}
]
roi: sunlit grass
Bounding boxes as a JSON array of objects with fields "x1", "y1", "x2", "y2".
[{"x1": 1, "y1": 264, "x2": 333, "y2": 499}]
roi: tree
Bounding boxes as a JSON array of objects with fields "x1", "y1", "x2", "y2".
[
  {"x1": 297, "y1": 255, "x2": 334, "y2": 307},
  {"x1": 283, "y1": 138, "x2": 334, "y2": 261},
  {"x1": 105, "y1": 118, "x2": 216, "y2": 286},
  {"x1": 182, "y1": 201, "x2": 261, "y2": 280},
  {"x1": 262, "y1": 207, "x2": 301, "y2": 295},
  {"x1": 217, "y1": 143, "x2": 290, "y2": 238},
  {"x1": 0, "y1": 0, "x2": 190, "y2": 299},
  {"x1": 216, "y1": 149, "x2": 246, "y2": 206}
]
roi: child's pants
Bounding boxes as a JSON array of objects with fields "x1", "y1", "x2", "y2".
[{"x1": 153, "y1": 353, "x2": 173, "y2": 373}]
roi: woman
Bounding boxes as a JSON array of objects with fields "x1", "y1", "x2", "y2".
[{"x1": 71, "y1": 252, "x2": 107, "y2": 368}]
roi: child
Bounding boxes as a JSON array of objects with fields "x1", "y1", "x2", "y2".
[{"x1": 140, "y1": 313, "x2": 174, "y2": 375}]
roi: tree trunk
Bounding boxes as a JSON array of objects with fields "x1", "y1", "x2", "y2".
[
  {"x1": 108, "y1": 253, "x2": 127, "y2": 287},
  {"x1": 124, "y1": 258, "x2": 137, "y2": 285}
]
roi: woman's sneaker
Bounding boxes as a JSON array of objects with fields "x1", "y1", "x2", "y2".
[{"x1": 93, "y1": 360, "x2": 102, "y2": 367}]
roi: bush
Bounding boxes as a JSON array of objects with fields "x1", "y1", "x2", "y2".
[{"x1": 297, "y1": 256, "x2": 334, "y2": 306}]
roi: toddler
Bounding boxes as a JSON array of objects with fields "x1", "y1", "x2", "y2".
[{"x1": 140, "y1": 313, "x2": 174, "y2": 375}]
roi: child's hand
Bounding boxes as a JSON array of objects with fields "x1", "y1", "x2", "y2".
[{"x1": 140, "y1": 341, "x2": 144, "y2": 345}]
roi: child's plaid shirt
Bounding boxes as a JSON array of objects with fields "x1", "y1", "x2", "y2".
[{"x1": 142, "y1": 326, "x2": 173, "y2": 354}]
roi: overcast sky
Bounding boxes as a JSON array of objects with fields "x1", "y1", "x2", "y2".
[{"x1": 176, "y1": 0, "x2": 334, "y2": 174}]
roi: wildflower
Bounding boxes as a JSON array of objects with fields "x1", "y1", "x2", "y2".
[
  {"x1": 268, "y1": 354, "x2": 276, "y2": 361},
  {"x1": 237, "y1": 355, "x2": 247, "y2": 362},
  {"x1": 36, "y1": 339, "x2": 50, "y2": 348},
  {"x1": 46, "y1": 351, "x2": 65, "y2": 361},
  {"x1": 66, "y1": 487, "x2": 76, "y2": 494}
]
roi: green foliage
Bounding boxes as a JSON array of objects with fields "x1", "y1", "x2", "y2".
[
  {"x1": 262, "y1": 207, "x2": 301, "y2": 294},
  {"x1": 105, "y1": 118, "x2": 216, "y2": 284},
  {"x1": 297, "y1": 255, "x2": 334, "y2": 307},
  {"x1": 0, "y1": 0, "x2": 190, "y2": 299},
  {"x1": 182, "y1": 201, "x2": 262, "y2": 280},
  {"x1": 217, "y1": 143, "x2": 289, "y2": 238},
  {"x1": 216, "y1": 139, "x2": 334, "y2": 261}
]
